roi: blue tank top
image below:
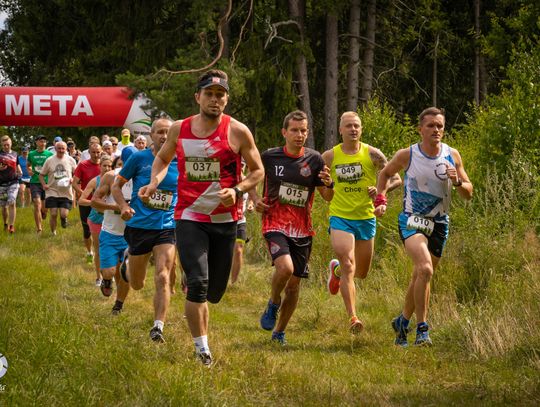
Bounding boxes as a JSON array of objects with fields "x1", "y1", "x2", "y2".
[{"x1": 88, "y1": 176, "x2": 104, "y2": 224}]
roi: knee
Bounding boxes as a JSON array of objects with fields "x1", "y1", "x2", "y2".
[
  {"x1": 338, "y1": 256, "x2": 355, "y2": 275},
  {"x1": 285, "y1": 283, "x2": 300, "y2": 297},
  {"x1": 416, "y1": 263, "x2": 433, "y2": 280},
  {"x1": 186, "y1": 278, "x2": 208, "y2": 303},
  {"x1": 275, "y1": 262, "x2": 294, "y2": 278},
  {"x1": 155, "y1": 268, "x2": 170, "y2": 289}
]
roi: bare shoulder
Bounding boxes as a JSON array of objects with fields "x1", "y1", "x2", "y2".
[
  {"x1": 168, "y1": 120, "x2": 183, "y2": 137},
  {"x1": 230, "y1": 117, "x2": 253, "y2": 137},
  {"x1": 368, "y1": 146, "x2": 388, "y2": 169},
  {"x1": 321, "y1": 148, "x2": 334, "y2": 166}
]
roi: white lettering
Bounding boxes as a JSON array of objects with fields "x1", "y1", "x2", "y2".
[
  {"x1": 52, "y1": 95, "x2": 73, "y2": 115},
  {"x1": 5, "y1": 95, "x2": 29, "y2": 115},
  {"x1": 71, "y1": 95, "x2": 93, "y2": 116},
  {"x1": 33, "y1": 95, "x2": 52, "y2": 116}
]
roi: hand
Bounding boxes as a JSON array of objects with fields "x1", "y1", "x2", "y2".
[
  {"x1": 367, "y1": 186, "x2": 377, "y2": 199},
  {"x1": 120, "y1": 205, "x2": 135, "y2": 221},
  {"x1": 373, "y1": 193, "x2": 387, "y2": 217},
  {"x1": 445, "y1": 164, "x2": 459, "y2": 184},
  {"x1": 318, "y1": 165, "x2": 333, "y2": 187},
  {"x1": 254, "y1": 197, "x2": 270, "y2": 213},
  {"x1": 138, "y1": 183, "x2": 157, "y2": 203},
  {"x1": 374, "y1": 204, "x2": 387, "y2": 217},
  {"x1": 247, "y1": 201, "x2": 255, "y2": 212},
  {"x1": 218, "y1": 188, "x2": 236, "y2": 207}
]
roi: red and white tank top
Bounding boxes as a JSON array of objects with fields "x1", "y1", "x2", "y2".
[{"x1": 175, "y1": 114, "x2": 242, "y2": 223}]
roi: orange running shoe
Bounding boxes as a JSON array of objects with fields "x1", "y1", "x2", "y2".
[
  {"x1": 349, "y1": 316, "x2": 364, "y2": 334},
  {"x1": 327, "y1": 259, "x2": 341, "y2": 295}
]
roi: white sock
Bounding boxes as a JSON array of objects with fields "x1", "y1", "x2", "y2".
[
  {"x1": 193, "y1": 335, "x2": 210, "y2": 354},
  {"x1": 87, "y1": 251, "x2": 93, "y2": 256},
  {"x1": 153, "y1": 320, "x2": 164, "y2": 331}
]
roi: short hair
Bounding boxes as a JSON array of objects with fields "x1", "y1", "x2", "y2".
[
  {"x1": 282, "y1": 110, "x2": 308, "y2": 129},
  {"x1": 1, "y1": 135, "x2": 11, "y2": 143},
  {"x1": 339, "y1": 111, "x2": 362, "y2": 128},
  {"x1": 100, "y1": 154, "x2": 112, "y2": 163},
  {"x1": 89, "y1": 143, "x2": 102, "y2": 152},
  {"x1": 419, "y1": 107, "x2": 445, "y2": 124},
  {"x1": 150, "y1": 118, "x2": 173, "y2": 134},
  {"x1": 89, "y1": 136, "x2": 100, "y2": 145}
]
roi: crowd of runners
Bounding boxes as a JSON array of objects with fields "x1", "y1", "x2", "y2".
[{"x1": 0, "y1": 69, "x2": 473, "y2": 365}]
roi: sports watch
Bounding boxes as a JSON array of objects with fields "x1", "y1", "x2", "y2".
[{"x1": 233, "y1": 186, "x2": 244, "y2": 198}]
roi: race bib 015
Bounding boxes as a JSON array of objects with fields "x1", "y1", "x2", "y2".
[{"x1": 279, "y1": 182, "x2": 309, "y2": 207}]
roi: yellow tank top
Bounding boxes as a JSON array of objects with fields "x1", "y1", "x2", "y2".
[{"x1": 329, "y1": 143, "x2": 376, "y2": 220}]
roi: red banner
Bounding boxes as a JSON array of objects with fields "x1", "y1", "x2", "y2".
[{"x1": 0, "y1": 87, "x2": 134, "y2": 127}]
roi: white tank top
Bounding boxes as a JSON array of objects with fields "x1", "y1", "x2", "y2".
[
  {"x1": 102, "y1": 168, "x2": 133, "y2": 236},
  {"x1": 402, "y1": 143, "x2": 454, "y2": 224}
]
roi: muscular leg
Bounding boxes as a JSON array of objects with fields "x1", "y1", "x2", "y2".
[
  {"x1": 90, "y1": 231, "x2": 101, "y2": 280},
  {"x1": 49, "y1": 207, "x2": 58, "y2": 233},
  {"x1": 274, "y1": 274, "x2": 301, "y2": 332},
  {"x1": 270, "y1": 254, "x2": 294, "y2": 306},
  {"x1": 230, "y1": 241, "x2": 244, "y2": 284},
  {"x1": 152, "y1": 243, "x2": 175, "y2": 322},
  {"x1": 126, "y1": 252, "x2": 151, "y2": 290},
  {"x1": 32, "y1": 197, "x2": 43, "y2": 231},
  {"x1": 330, "y1": 229, "x2": 357, "y2": 318}
]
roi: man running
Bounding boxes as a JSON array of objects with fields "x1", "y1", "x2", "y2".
[
  {"x1": 375, "y1": 107, "x2": 473, "y2": 347},
  {"x1": 141, "y1": 69, "x2": 264, "y2": 365},
  {"x1": 39, "y1": 141, "x2": 77, "y2": 235},
  {"x1": 0, "y1": 135, "x2": 22, "y2": 233},
  {"x1": 323, "y1": 111, "x2": 401, "y2": 333},
  {"x1": 112, "y1": 119, "x2": 177, "y2": 343},
  {"x1": 254, "y1": 110, "x2": 333, "y2": 345},
  {"x1": 27, "y1": 135, "x2": 53, "y2": 233},
  {"x1": 73, "y1": 143, "x2": 102, "y2": 263},
  {"x1": 18, "y1": 146, "x2": 31, "y2": 208}
]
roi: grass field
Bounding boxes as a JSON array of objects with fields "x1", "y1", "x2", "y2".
[{"x1": 0, "y1": 204, "x2": 539, "y2": 406}]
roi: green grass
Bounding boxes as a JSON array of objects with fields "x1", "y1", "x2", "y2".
[{"x1": 0, "y1": 203, "x2": 539, "y2": 406}]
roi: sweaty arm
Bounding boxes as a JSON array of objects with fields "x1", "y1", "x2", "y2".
[
  {"x1": 374, "y1": 148, "x2": 409, "y2": 217},
  {"x1": 91, "y1": 171, "x2": 118, "y2": 212},
  {"x1": 71, "y1": 175, "x2": 83, "y2": 196},
  {"x1": 111, "y1": 175, "x2": 134, "y2": 220},
  {"x1": 78, "y1": 177, "x2": 96, "y2": 206},
  {"x1": 318, "y1": 149, "x2": 335, "y2": 202},
  {"x1": 369, "y1": 146, "x2": 402, "y2": 194},
  {"x1": 448, "y1": 148, "x2": 473, "y2": 200}
]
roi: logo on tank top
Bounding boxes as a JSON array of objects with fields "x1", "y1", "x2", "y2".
[
  {"x1": 434, "y1": 163, "x2": 449, "y2": 181},
  {"x1": 299, "y1": 162, "x2": 311, "y2": 177}
]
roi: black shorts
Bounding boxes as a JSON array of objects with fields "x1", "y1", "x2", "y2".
[
  {"x1": 236, "y1": 222, "x2": 248, "y2": 243},
  {"x1": 124, "y1": 225, "x2": 176, "y2": 256},
  {"x1": 45, "y1": 197, "x2": 73, "y2": 209},
  {"x1": 264, "y1": 232, "x2": 312, "y2": 278},
  {"x1": 176, "y1": 220, "x2": 237, "y2": 304},
  {"x1": 79, "y1": 205, "x2": 92, "y2": 239},
  {"x1": 29, "y1": 183, "x2": 45, "y2": 200}
]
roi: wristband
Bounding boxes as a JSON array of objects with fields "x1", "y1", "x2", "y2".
[
  {"x1": 326, "y1": 181, "x2": 334, "y2": 189},
  {"x1": 374, "y1": 194, "x2": 387, "y2": 207},
  {"x1": 452, "y1": 178, "x2": 463, "y2": 187}
]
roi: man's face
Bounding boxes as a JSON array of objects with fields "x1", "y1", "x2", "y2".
[
  {"x1": 150, "y1": 120, "x2": 172, "y2": 150},
  {"x1": 55, "y1": 143, "x2": 66, "y2": 157},
  {"x1": 419, "y1": 114, "x2": 445, "y2": 144},
  {"x1": 103, "y1": 145, "x2": 113, "y2": 155},
  {"x1": 89, "y1": 145, "x2": 102, "y2": 163},
  {"x1": 135, "y1": 138, "x2": 146, "y2": 150},
  {"x1": 195, "y1": 86, "x2": 228, "y2": 118},
  {"x1": 282, "y1": 119, "x2": 308, "y2": 149},
  {"x1": 36, "y1": 139, "x2": 47, "y2": 149},
  {"x1": 2, "y1": 140, "x2": 11, "y2": 152},
  {"x1": 339, "y1": 116, "x2": 362, "y2": 142}
]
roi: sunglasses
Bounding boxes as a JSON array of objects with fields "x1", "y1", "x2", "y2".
[{"x1": 111, "y1": 143, "x2": 118, "y2": 146}]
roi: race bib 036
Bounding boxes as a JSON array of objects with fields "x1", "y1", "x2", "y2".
[{"x1": 143, "y1": 189, "x2": 173, "y2": 211}]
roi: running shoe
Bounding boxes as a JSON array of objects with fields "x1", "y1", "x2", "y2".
[
  {"x1": 60, "y1": 217, "x2": 68, "y2": 228},
  {"x1": 51, "y1": 230, "x2": 57, "y2": 236},
  {"x1": 95, "y1": 278, "x2": 102, "y2": 287},
  {"x1": 260, "y1": 299, "x2": 280, "y2": 331},
  {"x1": 7, "y1": 225, "x2": 15, "y2": 234},
  {"x1": 391, "y1": 315, "x2": 409, "y2": 347},
  {"x1": 271, "y1": 331, "x2": 287, "y2": 345},
  {"x1": 197, "y1": 351, "x2": 213, "y2": 366},
  {"x1": 414, "y1": 323, "x2": 432, "y2": 347},
  {"x1": 100, "y1": 279, "x2": 113, "y2": 297},
  {"x1": 120, "y1": 249, "x2": 129, "y2": 282},
  {"x1": 327, "y1": 259, "x2": 341, "y2": 295},
  {"x1": 349, "y1": 315, "x2": 364, "y2": 334},
  {"x1": 111, "y1": 301, "x2": 123, "y2": 316},
  {"x1": 86, "y1": 252, "x2": 94, "y2": 264},
  {"x1": 149, "y1": 326, "x2": 165, "y2": 343}
]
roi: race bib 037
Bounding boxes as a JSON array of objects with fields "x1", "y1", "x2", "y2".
[{"x1": 185, "y1": 157, "x2": 220, "y2": 182}]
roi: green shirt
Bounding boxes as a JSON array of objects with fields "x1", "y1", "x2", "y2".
[{"x1": 27, "y1": 149, "x2": 53, "y2": 184}]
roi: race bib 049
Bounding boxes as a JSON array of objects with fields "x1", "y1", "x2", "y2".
[
  {"x1": 143, "y1": 189, "x2": 173, "y2": 211},
  {"x1": 279, "y1": 182, "x2": 309, "y2": 207},
  {"x1": 406, "y1": 215, "x2": 435, "y2": 236},
  {"x1": 335, "y1": 162, "x2": 362, "y2": 183},
  {"x1": 185, "y1": 157, "x2": 220, "y2": 182}
]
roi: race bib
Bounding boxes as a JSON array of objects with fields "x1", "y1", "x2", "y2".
[
  {"x1": 185, "y1": 157, "x2": 220, "y2": 182},
  {"x1": 279, "y1": 182, "x2": 309, "y2": 207},
  {"x1": 35, "y1": 165, "x2": 43, "y2": 173},
  {"x1": 143, "y1": 189, "x2": 173, "y2": 211},
  {"x1": 406, "y1": 215, "x2": 435, "y2": 236},
  {"x1": 336, "y1": 162, "x2": 362, "y2": 183}
]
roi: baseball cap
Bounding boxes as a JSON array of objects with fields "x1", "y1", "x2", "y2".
[
  {"x1": 35, "y1": 134, "x2": 47, "y2": 141},
  {"x1": 121, "y1": 146, "x2": 138, "y2": 163},
  {"x1": 102, "y1": 140, "x2": 112, "y2": 147},
  {"x1": 54, "y1": 136, "x2": 63, "y2": 143},
  {"x1": 197, "y1": 76, "x2": 229, "y2": 92},
  {"x1": 22, "y1": 146, "x2": 29, "y2": 152}
]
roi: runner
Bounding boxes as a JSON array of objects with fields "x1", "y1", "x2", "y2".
[
  {"x1": 39, "y1": 141, "x2": 77, "y2": 235},
  {"x1": 112, "y1": 119, "x2": 177, "y2": 342},
  {"x1": 27, "y1": 135, "x2": 53, "y2": 233},
  {"x1": 134, "y1": 135, "x2": 147, "y2": 151},
  {"x1": 0, "y1": 135, "x2": 22, "y2": 233},
  {"x1": 375, "y1": 107, "x2": 473, "y2": 347},
  {"x1": 73, "y1": 143, "x2": 102, "y2": 264},
  {"x1": 79, "y1": 155, "x2": 113, "y2": 286},
  {"x1": 253, "y1": 110, "x2": 333, "y2": 345},
  {"x1": 80, "y1": 136, "x2": 100, "y2": 161},
  {"x1": 91, "y1": 149, "x2": 133, "y2": 315},
  {"x1": 17, "y1": 146, "x2": 31, "y2": 208},
  {"x1": 140, "y1": 69, "x2": 264, "y2": 365},
  {"x1": 322, "y1": 111, "x2": 401, "y2": 333}
]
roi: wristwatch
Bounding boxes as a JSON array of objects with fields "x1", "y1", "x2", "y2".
[
  {"x1": 233, "y1": 186, "x2": 244, "y2": 198},
  {"x1": 453, "y1": 178, "x2": 463, "y2": 187}
]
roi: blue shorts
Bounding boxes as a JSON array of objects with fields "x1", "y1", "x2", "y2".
[
  {"x1": 329, "y1": 216, "x2": 376, "y2": 241},
  {"x1": 99, "y1": 230, "x2": 128, "y2": 269},
  {"x1": 398, "y1": 212, "x2": 449, "y2": 258}
]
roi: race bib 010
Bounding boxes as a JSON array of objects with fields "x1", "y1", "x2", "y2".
[
  {"x1": 143, "y1": 189, "x2": 173, "y2": 211},
  {"x1": 185, "y1": 157, "x2": 220, "y2": 182},
  {"x1": 406, "y1": 215, "x2": 435, "y2": 236},
  {"x1": 335, "y1": 162, "x2": 362, "y2": 183},
  {"x1": 279, "y1": 182, "x2": 309, "y2": 207}
]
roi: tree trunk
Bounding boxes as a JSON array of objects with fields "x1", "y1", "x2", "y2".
[
  {"x1": 360, "y1": 0, "x2": 376, "y2": 105},
  {"x1": 346, "y1": 0, "x2": 361, "y2": 112},
  {"x1": 432, "y1": 33, "x2": 439, "y2": 106},
  {"x1": 221, "y1": 6, "x2": 230, "y2": 60},
  {"x1": 325, "y1": 13, "x2": 339, "y2": 150},
  {"x1": 474, "y1": 0, "x2": 480, "y2": 105},
  {"x1": 289, "y1": 0, "x2": 314, "y2": 148}
]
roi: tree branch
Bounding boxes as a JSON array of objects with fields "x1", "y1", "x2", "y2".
[
  {"x1": 231, "y1": 0, "x2": 253, "y2": 67},
  {"x1": 264, "y1": 20, "x2": 301, "y2": 49}
]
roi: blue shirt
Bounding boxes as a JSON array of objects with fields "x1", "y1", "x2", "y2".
[
  {"x1": 119, "y1": 149, "x2": 178, "y2": 230},
  {"x1": 19, "y1": 155, "x2": 30, "y2": 180}
]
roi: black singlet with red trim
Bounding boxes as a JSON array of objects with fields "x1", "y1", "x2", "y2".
[{"x1": 261, "y1": 146, "x2": 325, "y2": 238}]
